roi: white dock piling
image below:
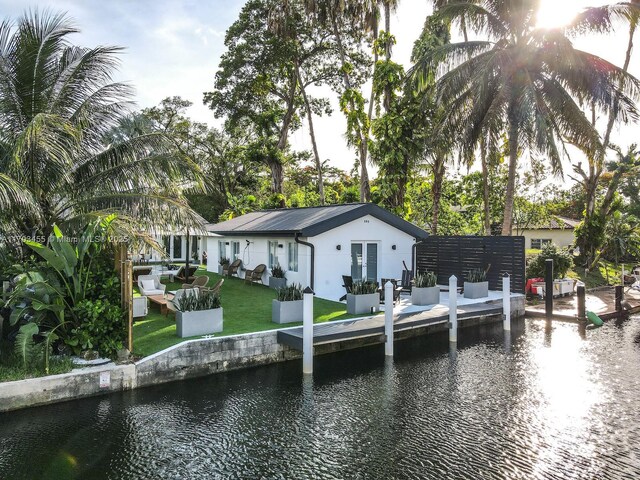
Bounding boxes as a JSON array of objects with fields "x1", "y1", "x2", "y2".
[
  {"x1": 503, "y1": 274, "x2": 511, "y2": 331},
  {"x1": 303, "y1": 286, "x2": 314, "y2": 374},
  {"x1": 449, "y1": 275, "x2": 458, "y2": 343},
  {"x1": 385, "y1": 281, "x2": 394, "y2": 357}
]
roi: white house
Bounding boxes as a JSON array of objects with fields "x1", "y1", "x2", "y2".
[
  {"x1": 518, "y1": 216, "x2": 578, "y2": 250},
  {"x1": 206, "y1": 203, "x2": 428, "y2": 301}
]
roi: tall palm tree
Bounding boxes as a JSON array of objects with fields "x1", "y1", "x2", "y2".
[
  {"x1": 410, "y1": 0, "x2": 640, "y2": 235},
  {"x1": 305, "y1": 0, "x2": 375, "y2": 202},
  {"x1": 0, "y1": 11, "x2": 202, "y2": 247}
]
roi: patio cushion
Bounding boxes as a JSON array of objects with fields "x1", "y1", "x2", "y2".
[{"x1": 140, "y1": 279, "x2": 156, "y2": 292}]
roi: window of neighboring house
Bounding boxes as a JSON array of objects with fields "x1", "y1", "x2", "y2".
[
  {"x1": 231, "y1": 241, "x2": 240, "y2": 260},
  {"x1": 173, "y1": 235, "x2": 183, "y2": 259},
  {"x1": 531, "y1": 238, "x2": 552, "y2": 249},
  {"x1": 288, "y1": 242, "x2": 298, "y2": 272},
  {"x1": 162, "y1": 235, "x2": 171, "y2": 259},
  {"x1": 268, "y1": 241, "x2": 279, "y2": 268},
  {"x1": 218, "y1": 241, "x2": 226, "y2": 261}
]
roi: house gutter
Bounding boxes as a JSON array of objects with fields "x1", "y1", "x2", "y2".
[{"x1": 295, "y1": 233, "x2": 315, "y2": 292}]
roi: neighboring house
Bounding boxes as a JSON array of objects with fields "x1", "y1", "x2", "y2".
[
  {"x1": 206, "y1": 203, "x2": 428, "y2": 300},
  {"x1": 519, "y1": 216, "x2": 579, "y2": 250}
]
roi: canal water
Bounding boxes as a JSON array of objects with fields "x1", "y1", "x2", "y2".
[{"x1": 2, "y1": 319, "x2": 640, "y2": 479}]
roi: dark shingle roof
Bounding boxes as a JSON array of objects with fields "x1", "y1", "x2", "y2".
[
  {"x1": 521, "y1": 216, "x2": 579, "y2": 230},
  {"x1": 206, "y1": 203, "x2": 428, "y2": 239}
]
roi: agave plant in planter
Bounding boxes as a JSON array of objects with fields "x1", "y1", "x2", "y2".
[
  {"x1": 464, "y1": 268, "x2": 489, "y2": 299},
  {"x1": 268, "y1": 264, "x2": 287, "y2": 290},
  {"x1": 272, "y1": 283, "x2": 304, "y2": 324},
  {"x1": 346, "y1": 280, "x2": 380, "y2": 315},
  {"x1": 174, "y1": 289, "x2": 223, "y2": 337},
  {"x1": 412, "y1": 271, "x2": 440, "y2": 306}
]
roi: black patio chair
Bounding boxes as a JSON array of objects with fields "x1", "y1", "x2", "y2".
[
  {"x1": 339, "y1": 275, "x2": 353, "y2": 301},
  {"x1": 380, "y1": 278, "x2": 403, "y2": 305}
]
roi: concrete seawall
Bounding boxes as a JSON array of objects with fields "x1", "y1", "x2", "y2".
[{"x1": 0, "y1": 296, "x2": 525, "y2": 412}]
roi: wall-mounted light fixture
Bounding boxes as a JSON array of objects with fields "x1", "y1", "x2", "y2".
[
  {"x1": 225, "y1": 242, "x2": 230, "y2": 245},
  {"x1": 336, "y1": 245, "x2": 341, "y2": 250},
  {"x1": 391, "y1": 244, "x2": 397, "y2": 250},
  {"x1": 278, "y1": 244, "x2": 284, "y2": 249}
]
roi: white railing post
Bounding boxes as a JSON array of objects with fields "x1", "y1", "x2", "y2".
[
  {"x1": 449, "y1": 275, "x2": 457, "y2": 343},
  {"x1": 385, "y1": 281, "x2": 394, "y2": 357},
  {"x1": 503, "y1": 273, "x2": 511, "y2": 331},
  {"x1": 303, "y1": 286, "x2": 314, "y2": 374}
]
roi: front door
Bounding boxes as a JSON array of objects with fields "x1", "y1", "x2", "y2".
[{"x1": 351, "y1": 242, "x2": 378, "y2": 283}]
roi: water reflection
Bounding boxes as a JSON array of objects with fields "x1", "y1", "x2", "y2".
[{"x1": 1, "y1": 319, "x2": 639, "y2": 479}]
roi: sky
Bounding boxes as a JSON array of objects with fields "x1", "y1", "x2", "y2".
[{"x1": 1, "y1": 0, "x2": 637, "y2": 178}]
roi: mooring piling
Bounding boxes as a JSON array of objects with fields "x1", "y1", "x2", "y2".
[
  {"x1": 302, "y1": 286, "x2": 314, "y2": 374},
  {"x1": 384, "y1": 281, "x2": 394, "y2": 357},
  {"x1": 545, "y1": 258, "x2": 554, "y2": 320},
  {"x1": 503, "y1": 273, "x2": 511, "y2": 331},
  {"x1": 449, "y1": 275, "x2": 458, "y2": 343}
]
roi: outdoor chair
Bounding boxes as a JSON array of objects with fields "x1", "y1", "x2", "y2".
[
  {"x1": 205, "y1": 278, "x2": 224, "y2": 295},
  {"x1": 138, "y1": 275, "x2": 166, "y2": 296},
  {"x1": 244, "y1": 264, "x2": 267, "y2": 284},
  {"x1": 182, "y1": 275, "x2": 209, "y2": 290},
  {"x1": 224, "y1": 259, "x2": 242, "y2": 277},
  {"x1": 132, "y1": 266, "x2": 153, "y2": 281},
  {"x1": 339, "y1": 275, "x2": 353, "y2": 301},
  {"x1": 400, "y1": 269, "x2": 414, "y2": 294},
  {"x1": 380, "y1": 278, "x2": 403, "y2": 305},
  {"x1": 175, "y1": 265, "x2": 198, "y2": 283}
]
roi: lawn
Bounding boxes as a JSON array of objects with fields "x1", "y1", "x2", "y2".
[{"x1": 133, "y1": 268, "x2": 364, "y2": 357}]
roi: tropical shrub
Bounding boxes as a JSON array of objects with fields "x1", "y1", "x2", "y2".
[
  {"x1": 351, "y1": 281, "x2": 379, "y2": 295},
  {"x1": 219, "y1": 257, "x2": 230, "y2": 266},
  {"x1": 276, "y1": 283, "x2": 303, "y2": 301},
  {"x1": 415, "y1": 271, "x2": 437, "y2": 288},
  {"x1": 68, "y1": 300, "x2": 125, "y2": 358},
  {"x1": 527, "y1": 243, "x2": 573, "y2": 279}
]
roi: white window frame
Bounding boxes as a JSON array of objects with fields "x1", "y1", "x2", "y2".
[
  {"x1": 288, "y1": 242, "x2": 298, "y2": 272},
  {"x1": 218, "y1": 240, "x2": 226, "y2": 261},
  {"x1": 231, "y1": 241, "x2": 240, "y2": 260},
  {"x1": 268, "y1": 241, "x2": 279, "y2": 268}
]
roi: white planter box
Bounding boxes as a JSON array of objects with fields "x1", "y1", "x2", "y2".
[
  {"x1": 269, "y1": 277, "x2": 287, "y2": 290},
  {"x1": 411, "y1": 286, "x2": 440, "y2": 306},
  {"x1": 272, "y1": 299, "x2": 304, "y2": 324},
  {"x1": 217, "y1": 265, "x2": 224, "y2": 275},
  {"x1": 176, "y1": 308, "x2": 223, "y2": 338},
  {"x1": 346, "y1": 293, "x2": 380, "y2": 315},
  {"x1": 132, "y1": 296, "x2": 148, "y2": 318},
  {"x1": 464, "y1": 281, "x2": 489, "y2": 299}
]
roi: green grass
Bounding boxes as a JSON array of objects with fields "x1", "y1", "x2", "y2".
[
  {"x1": 133, "y1": 268, "x2": 364, "y2": 357},
  {"x1": 566, "y1": 259, "x2": 633, "y2": 289},
  {"x1": 0, "y1": 342, "x2": 74, "y2": 383}
]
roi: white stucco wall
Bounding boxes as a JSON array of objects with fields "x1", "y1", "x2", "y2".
[
  {"x1": 312, "y1": 214, "x2": 417, "y2": 301},
  {"x1": 206, "y1": 235, "x2": 310, "y2": 286},
  {"x1": 206, "y1": 214, "x2": 419, "y2": 301},
  {"x1": 520, "y1": 229, "x2": 575, "y2": 249}
]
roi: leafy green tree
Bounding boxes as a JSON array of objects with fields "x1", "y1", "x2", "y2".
[
  {"x1": 410, "y1": 0, "x2": 640, "y2": 235},
  {"x1": 0, "y1": 11, "x2": 202, "y2": 247}
]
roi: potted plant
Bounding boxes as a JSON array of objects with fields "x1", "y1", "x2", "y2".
[
  {"x1": 268, "y1": 264, "x2": 287, "y2": 290},
  {"x1": 464, "y1": 268, "x2": 489, "y2": 299},
  {"x1": 272, "y1": 283, "x2": 304, "y2": 324},
  {"x1": 346, "y1": 280, "x2": 380, "y2": 315},
  {"x1": 411, "y1": 271, "x2": 439, "y2": 306},
  {"x1": 218, "y1": 257, "x2": 230, "y2": 275},
  {"x1": 174, "y1": 290, "x2": 223, "y2": 338}
]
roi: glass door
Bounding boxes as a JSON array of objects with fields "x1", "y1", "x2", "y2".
[{"x1": 351, "y1": 242, "x2": 378, "y2": 283}]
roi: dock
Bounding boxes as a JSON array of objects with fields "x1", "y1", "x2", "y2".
[{"x1": 278, "y1": 300, "x2": 505, "y2": 350}]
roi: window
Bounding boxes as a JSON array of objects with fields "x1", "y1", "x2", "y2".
[
  {"x1": 288, "y1": 242, "x2": 298, "y2": 272},
  {"x1": 173, "y1": 236, "x2": 183, "y2": 259},
  {"x1": 218, "y1": 241, "x2": 226, "y2": 261},
  {"x1": 531, "y1": 238, "x2": 552, "y2": 249},
  {"x1": 162, "y1": 235, "x2": 171, "y2": 258},
  {"x1": 268, "y1": 241, "x2": 279, "y2": 268},
  {"x1": 231, "y1": 241, "x2": 240, "y2": 260}
]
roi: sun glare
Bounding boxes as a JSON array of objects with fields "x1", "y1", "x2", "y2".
[{"x1": 536, "y1": 0, "x2": 581, "y2": 29}]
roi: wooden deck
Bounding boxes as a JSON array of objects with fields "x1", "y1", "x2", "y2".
[{"x1": 277, "y1": 301, "x2": 504, "y2": 350}]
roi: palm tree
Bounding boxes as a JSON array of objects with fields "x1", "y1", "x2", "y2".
[
  {"x1": 410, "y1": 0, "x2": 640, "y2": 235},
  {"x1": 0, "y1": 11, "x2": 202, "y2": 247},
  {"x1": 305, "y1": 0, "x2": 375, "y2": 202}
]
